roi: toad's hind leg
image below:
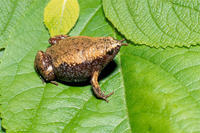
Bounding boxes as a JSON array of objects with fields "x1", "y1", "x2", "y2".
[{"x1": 91, "y1": 71, "x2": 114, "y2": 102}]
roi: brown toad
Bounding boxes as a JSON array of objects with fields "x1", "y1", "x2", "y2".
[{"x1": 34, "y1": 35, "x2": 127, "y2": 102}]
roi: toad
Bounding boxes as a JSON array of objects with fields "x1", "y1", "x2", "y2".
[{"x1": 34, "y1": 35, "x2": 127, "y2": 102}]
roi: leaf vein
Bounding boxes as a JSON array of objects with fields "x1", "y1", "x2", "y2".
[
  {"x1": 146, "y1": 0, "x2": 176, "y2": 41},
  {"x1": 124, "y1": 0, "x2": 151, "y2": 41}
]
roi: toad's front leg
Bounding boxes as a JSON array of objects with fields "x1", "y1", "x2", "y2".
[{"x1": 91, "y1": 70, "x2": 114, "y2": 102}]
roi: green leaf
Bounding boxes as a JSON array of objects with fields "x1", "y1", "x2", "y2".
[
  {"x1": 1, "y1": 0, "x2": 200, "y2": 132},
  {"x1": 0, "y1": 0, "x2": 131, "y2": 132},
  {"x1": 121, "y1": 45, "x2": 200, "y2": 132},
  {"x1": 0, "y1": 0, "x2": 36, "y2": 48},
  {"x1": 44, "y1": 0, "x2": 80, "y2": 37},
  {"x1": 103, "y1": 0, "x2": 200, "y2": 48},
  {"x1": 0, "y1": 120, "x2": 4, "y2": 133},
  {"x1": 0, "y1": 49, "x2": 4, "y2": 63}
]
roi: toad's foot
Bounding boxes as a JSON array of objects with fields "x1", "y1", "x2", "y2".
[
  {"x1": 91, "y1": 70, "x2": 114, "y2": 102},
  {"x1": 39, "y1": 75, "x2": 58, "y2": 86},
  {"x1": 50, "y1": 81, "x2": 59, "y2": 86},
  {"x1": 101, "y1": 91, "x2": 114, "y2": 102},
  {"x1": 48, "y1": 35, "x2": 69, "y2": 45}
]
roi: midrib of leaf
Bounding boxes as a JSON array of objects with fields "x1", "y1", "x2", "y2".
[
  {"x1": 118, "y1": 52, "x2": 132, "y2": 132},
  {"x1": 60, "y1": 0, "x2": 68, "y2": 25}
]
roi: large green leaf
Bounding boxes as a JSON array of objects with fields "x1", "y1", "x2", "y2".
[
  {"x1": 0, "y1": 0, "x2": 131, "y2": 132},
  {"x1": 121, "y1": 45, "x2": 200, "y2": 132},
  {"x1": 103, "y1": 0, "x2": 200, "y2": 48},
  {"x1": 0, "y1": 0, "x2": 36, "y2": 48},
  {"x1": 1, "y1": 0, "x2": 200, "y2": 132}
]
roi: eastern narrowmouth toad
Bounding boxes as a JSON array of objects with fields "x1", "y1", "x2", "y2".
[{"x1": 34, "y1": 35, "x2": 127, "y2": 102}]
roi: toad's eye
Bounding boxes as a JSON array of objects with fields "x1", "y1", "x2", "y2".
[{"x1": 107, "y1": 49, "x2": 114, "y2": 55}]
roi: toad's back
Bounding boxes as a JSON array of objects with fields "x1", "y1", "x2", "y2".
[
  {"x1": 46, "y1": 36, "x2": 115, "y2": 67},
  {"x1": 45, "y1": 36, "x2": 121, "y2": 82}
]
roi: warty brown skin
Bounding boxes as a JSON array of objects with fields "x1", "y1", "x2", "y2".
[{"x1": 34, "y1": 35, "x2": 127, "y2": 102}]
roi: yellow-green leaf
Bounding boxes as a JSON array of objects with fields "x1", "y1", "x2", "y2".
[{"x1": 44, "y1": 0, "x2": 79, "y2": 36}]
